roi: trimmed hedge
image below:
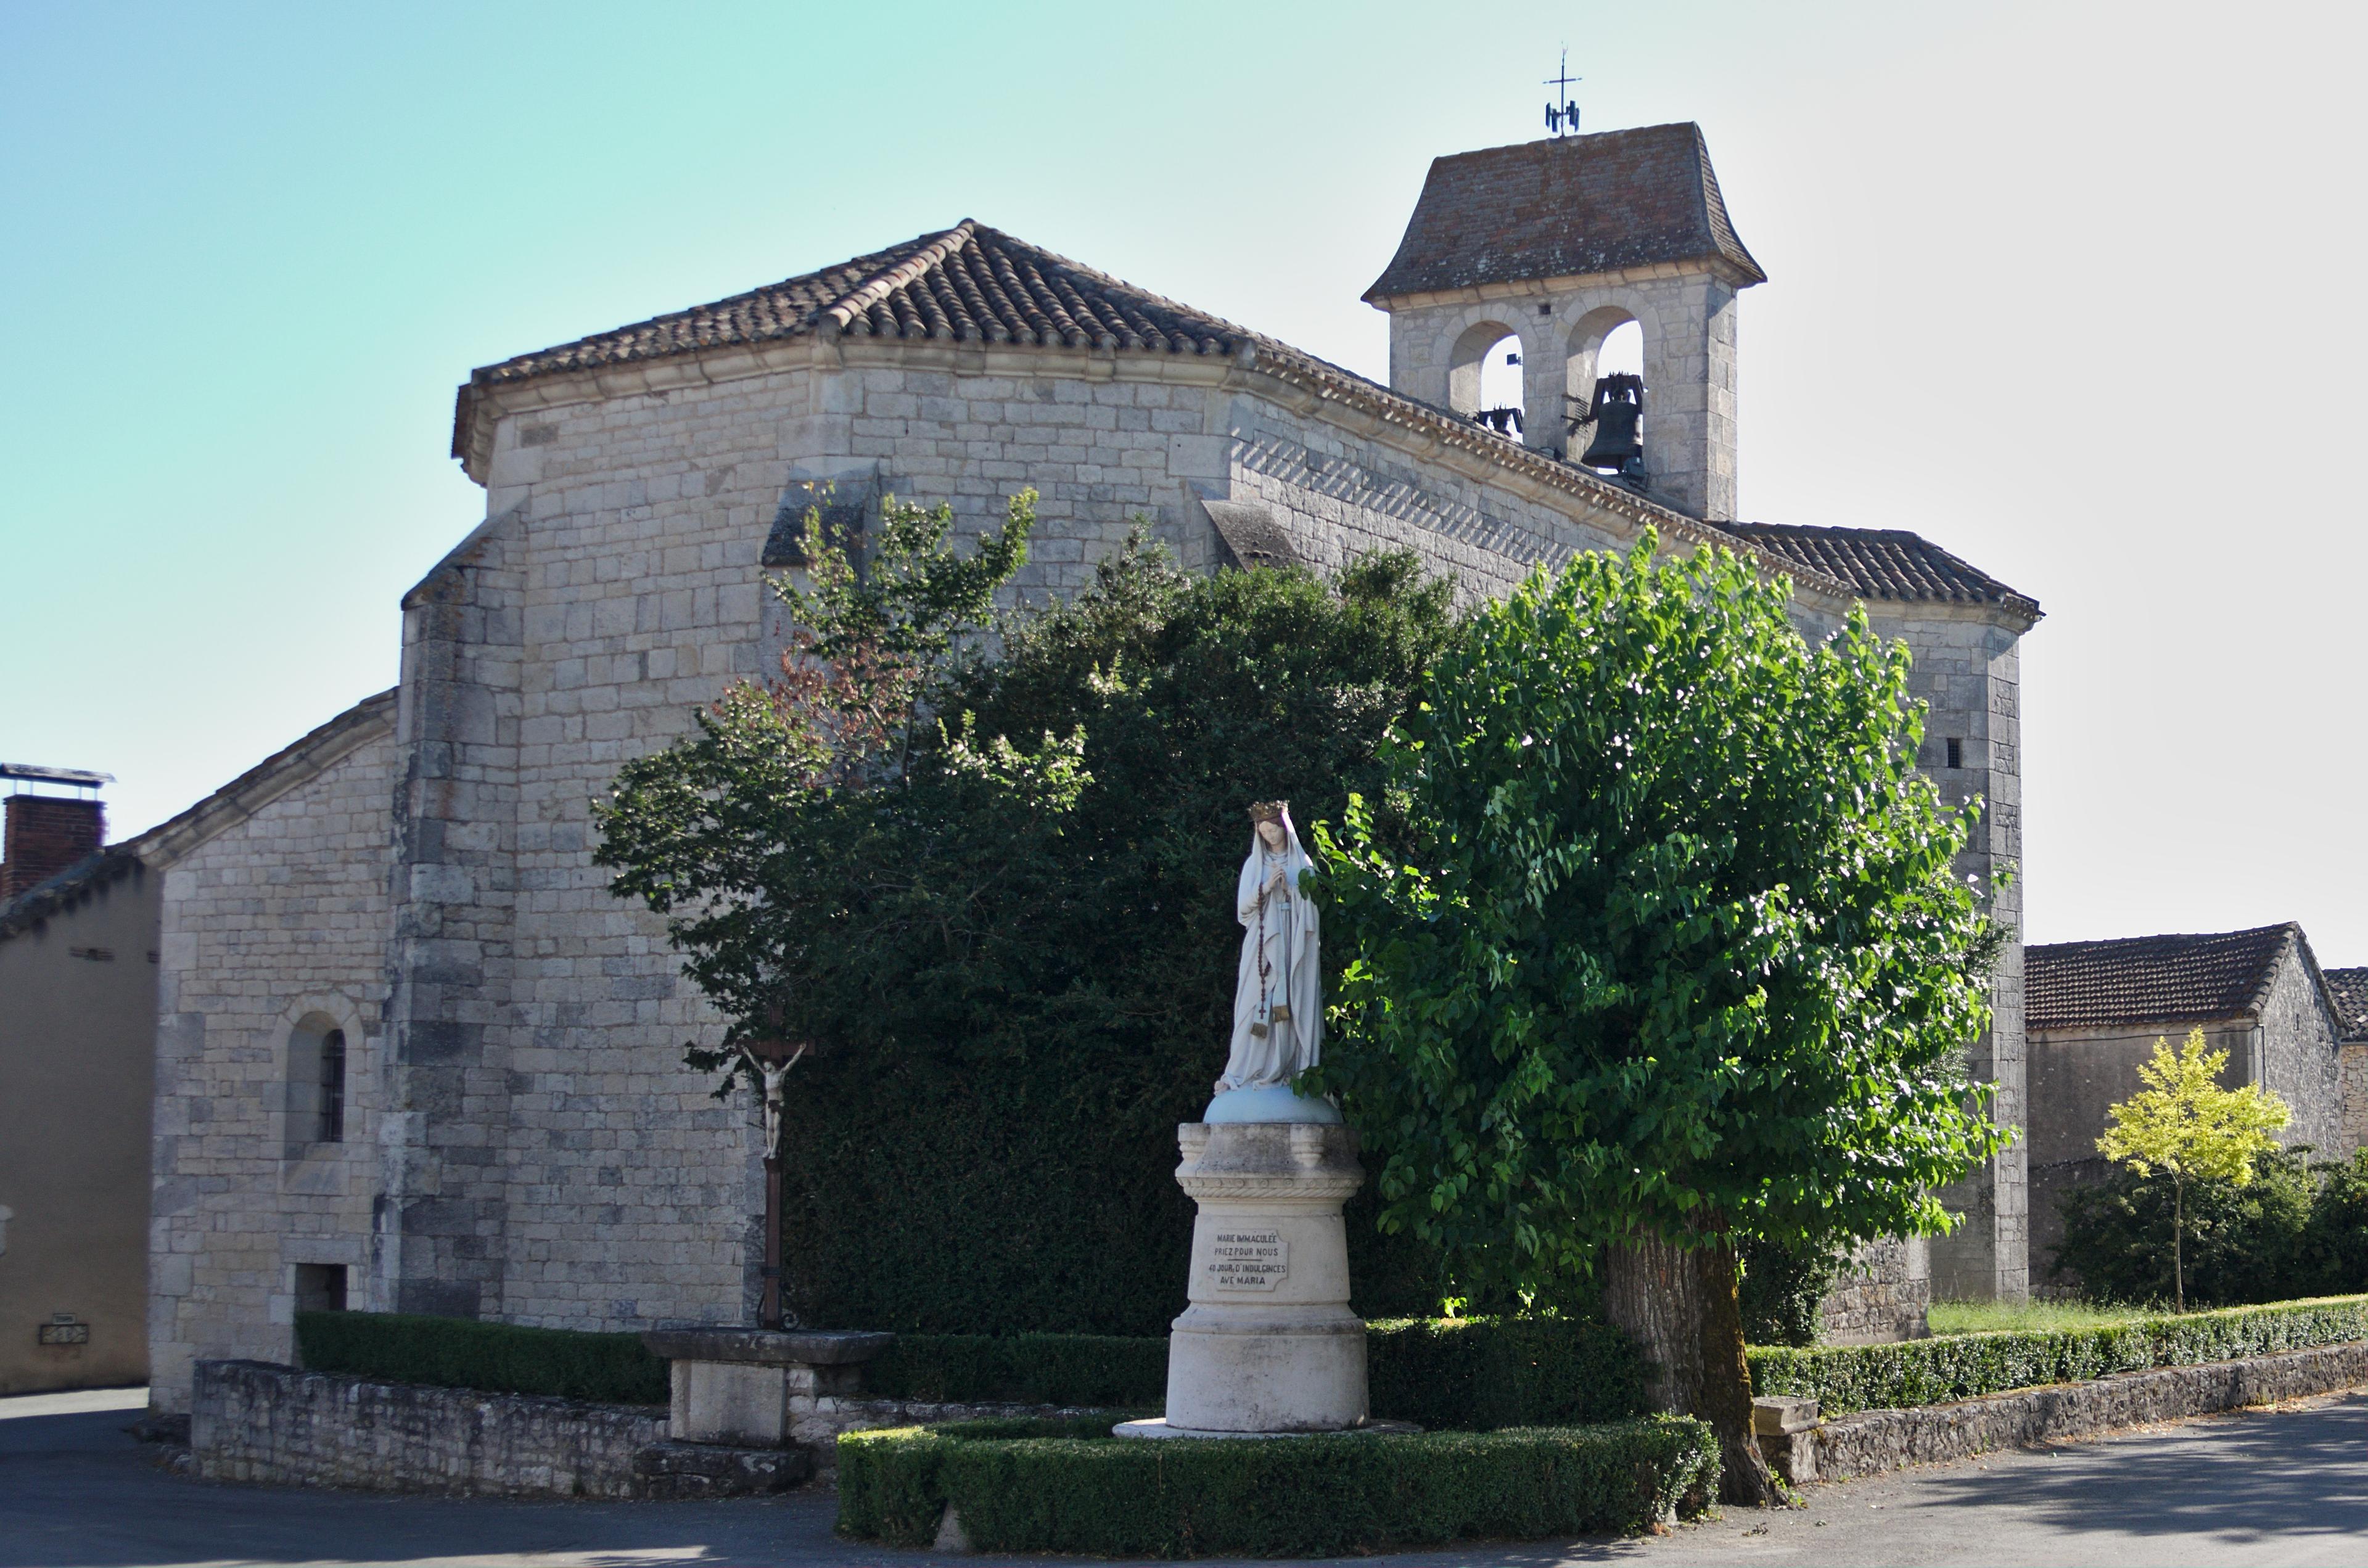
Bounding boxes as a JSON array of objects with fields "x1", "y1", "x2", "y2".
[
  {"x1": 836, "y1": 1416, "x2": 1719, "y2": 1557},
  {"x1": 292, "y1": 1311, "x2": 668, "y2": 1406},
  {"x1": 1367, "y1": 1316, "x2": 1651, "y2": 1428},
  {"x1": 866, "y1": 1334, "x2": 1169, "y2": 1405},
  {"x1": 870, "y1": 1317, "x2": 1653, "y2": 1429},
  {"x1": 1748, "y1": 1294, "x2": 2368, "y2": 1416},
  {"x1": 297, "y1": 1293, "x2": 2368, "y2": 1432}
]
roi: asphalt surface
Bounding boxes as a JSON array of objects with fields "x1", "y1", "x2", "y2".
[{"x1": 6, "y1": 1384, "x2": 2368, "y2": 1567}]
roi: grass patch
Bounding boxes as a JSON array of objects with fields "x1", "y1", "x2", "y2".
[{"x1": 1926, "y1": 1298, "x2": 2145, "y2": 1336}]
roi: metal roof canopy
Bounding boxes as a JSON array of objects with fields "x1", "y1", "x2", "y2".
[{"x1": 0, "y1": 763, "x2": 113, "y2": 792}]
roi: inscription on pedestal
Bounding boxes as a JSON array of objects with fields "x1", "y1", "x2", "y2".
[{"x1": 1207, "y1": 1229, "x2": 1289, "y2": 1291}]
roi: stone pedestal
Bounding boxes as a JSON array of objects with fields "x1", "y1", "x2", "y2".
[
  {"x1": 1143, "y1": 1120, "x2": 1368, "y2": 1434},
  {"x1": 640, "y1": 1326, "x2": 889, "y2": 1447}
]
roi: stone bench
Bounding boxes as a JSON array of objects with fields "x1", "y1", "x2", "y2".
[{"x1": 640, "y1": 1326, "x2": 892, "y2": 1448}]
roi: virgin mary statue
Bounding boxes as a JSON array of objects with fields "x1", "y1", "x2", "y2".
[{"x1": 1212, "y1": 800, "x2": 1325, "y2": 1107}]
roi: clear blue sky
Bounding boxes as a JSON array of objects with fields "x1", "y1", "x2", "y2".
[{"x1": 4, "y1": 1, "x2": 2361, "y2": 959}]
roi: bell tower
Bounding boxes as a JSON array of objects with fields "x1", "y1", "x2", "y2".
[{"x1": 1363, "y1": 123, "x2": 1764, "y2": 522}]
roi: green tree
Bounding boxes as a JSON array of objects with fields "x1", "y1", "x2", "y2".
[
  {"x1": 2298, "y1": 1149, "x2": 2368, "y2": 1296},
  {"x1": 1314, "y1": 536, "x2": 2010, "y2": 1503},
  {"x1": 2050, "y1": 1143, "x2": 2313, "y2": 1308},
  {"x1": 598, "y1": 512, "x2": 1460, "y2": 1332},
  {"x1": 2095, "y1": 1028, "x2": 2292, "y2": 1311},
  {"x1": 593, "y1": 488, "x2": 1067, "y2": 1088}
]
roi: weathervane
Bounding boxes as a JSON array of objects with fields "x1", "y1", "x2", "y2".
[{"x1": 1544, "y1": 47, "x2": 1581, "y2": 136}]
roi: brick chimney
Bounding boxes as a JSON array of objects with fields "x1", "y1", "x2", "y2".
[{"x1": 1, "y1": 766, "x2": 112, "y2": 900}]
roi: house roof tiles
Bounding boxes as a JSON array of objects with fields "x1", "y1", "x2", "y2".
[
  {"x1": 1716, "y1": 523, "x2": 2041, "y2": 618},
  {"x1": 462, "y1": 221, "x2": 1261, "y2": 406},
  {"x1": 2026, "y1": 924, "x2": 2301, "y2": 1033},
  {"x1": 2326, "y1": 967, "x2": 2368, "y2": 1042},
  {"x1": 456, "y1": 214, "x2": 2034, "y2": 622}
]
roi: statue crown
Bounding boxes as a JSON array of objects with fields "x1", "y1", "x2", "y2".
[{"x1": 1247, "y1": 800, "x2": 1289, "y2": 824}]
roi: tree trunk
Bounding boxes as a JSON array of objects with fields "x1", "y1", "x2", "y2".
[
  {"x1": 1600, "y1": 1231, "x2": 1777, "y2": 1507},
  {"x1": 2171, "y1": 1177, "x2": 2184, "y2": 1315}
]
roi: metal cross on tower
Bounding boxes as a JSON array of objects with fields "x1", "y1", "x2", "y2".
[{"x1": 1544, "y1": 47, "x2": 1581, "y2": 136}]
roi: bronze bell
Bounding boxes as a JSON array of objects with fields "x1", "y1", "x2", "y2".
[{"x1": 1573, "y1": 374, "x2": 1645, "y2": 474}]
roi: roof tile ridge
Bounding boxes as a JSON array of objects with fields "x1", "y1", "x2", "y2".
[
  {"x1": 2277, "y1": 925, "x2": 2347, "y2": 1036},
  {"x1": 135, "y1": 688, "x2": 398, "y2": 869},
  {"x1": 820, "y1": 221, "x2": 977, "y2": 336},
  {"x1": 968, "y1": 224, "x2": 1272, "y2": 352},
  {"x1": 1729, "y1": 521, "x2": 1929, "y2": 541},
  {"x1": 2031, "y1": 922, "x2": 2299, "y2": 954}
]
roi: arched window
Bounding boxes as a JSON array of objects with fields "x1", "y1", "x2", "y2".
[
  {"x1": 286, "y1": 1015, "x2": 348, "y2": 1157},
  {"x1": 1564, "y1": 308, "x2": 1646, "y2": 468},
  {"x1": 1595, "y1": 319, "x2": 1642, "y2": 381},
  {"x1": 1447, "y1": 320, "x2": 1525, "y2": 438}
]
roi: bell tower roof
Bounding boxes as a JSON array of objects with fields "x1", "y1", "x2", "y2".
[{"x1": 1363, "y1": 123, "x2": 1766, "y2": 304}]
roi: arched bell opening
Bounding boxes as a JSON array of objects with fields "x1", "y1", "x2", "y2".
[
  {"x1": 1564, "y1": 308, "x2": 1648, "y2": 482},
  {"x1": 1447, "y1": 320, "x2": 1526, "y2": 440}
]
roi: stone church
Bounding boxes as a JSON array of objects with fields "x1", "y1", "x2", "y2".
[{"x1": 139, "y1": 123, "x2": 2047, "y2": 1408}]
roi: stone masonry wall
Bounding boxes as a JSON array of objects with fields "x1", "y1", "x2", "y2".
[
  {"x1": 2025, "y1": 1019, "x2": 2251, "y2": 1283},
  {"x1": 1225, "y1": 392, "x2": 1631, "y2": 597},
  {"x1": 192, "y1": 1359, "x2": 665, "y2": 1498},
  {"x1": 1881, "y1": 611, "x2": 2027, "y2": 1303},
  {"x1": 150, "y1": 724, "x2": 398, "y2": 1411},
  {"x1": 2253, "y1": 938, "x2": 2346, "y2": 1155},
  {"x1": 1820, "y1": 1237, "x2": 1932, "y2": 1345},
  {"x1": 1380, "y1": 267, "x2": 1741, "y2": 520},
  {"x1": 2344, "y1": 1045, "x2": 2368, "y2": 1154}
]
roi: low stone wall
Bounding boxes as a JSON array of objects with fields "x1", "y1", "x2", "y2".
[
  {"x1": 1807, "y1": 1341, "x2": 2368, "y2": 1482},
  {"x1": 1819, "y1": 1238, "x2": 1931, "y2": 1345},
  {"x1": 191, "y1": 1361, "x2": 808, "y2": 1499}
]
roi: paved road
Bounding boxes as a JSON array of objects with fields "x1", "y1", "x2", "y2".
[{"x1": 7, "y1": 1385, "x2": 2368, "y2": 1567}]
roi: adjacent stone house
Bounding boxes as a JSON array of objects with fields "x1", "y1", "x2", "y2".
[
  {"x1": 0, "y1": 780, "x2": 156, "y2": 1394},
  {"x1": 143, "y1": 124, "x2": 2044, "y2": 1407},
  {"x1": 2025, "y1": 924, "x2": 2359, "y2": 1282},
  {"x1": 2330, "y1": 967, "x2": 2368, "y2": 1152}
]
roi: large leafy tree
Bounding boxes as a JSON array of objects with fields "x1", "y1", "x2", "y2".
[{"x1": 1314, "y1": 535, "x2": 2010, "y2": 1503}]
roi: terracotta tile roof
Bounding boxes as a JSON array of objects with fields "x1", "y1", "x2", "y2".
[
  {"x1": 448, "y1": 220, "x2": 1733, "y2": 558},
  {"x1": 1715, "y1": 523, "x2": 2041, "y2": 620},
  {"x1": 2327, "y1": 967, "x2": 2368, "y2": 1041},
  {"x1": 2026, "y1": 924, "x2": 2300, "y2": 1033},
  {"x1": 1363, "y1": 125, "x2": 1764, "y2": 303},
  {"x1": 463, "y1": 221, "x2": 1258, "y2": 403},
  {"x1": 453, "y1": 220, "x2": 2033, "y2": 620}
]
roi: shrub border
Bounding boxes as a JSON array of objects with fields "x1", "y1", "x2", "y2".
[
  {"x1": 1749, "y1": 1294, "x2": 2368, "y2": 1416},
  {"x1": 836, "y1": 1415, "x2": 1719, "y2": 1558},
  {"x1": 293, "y1": 1310, "x2": 668, "y2": 1406}
]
